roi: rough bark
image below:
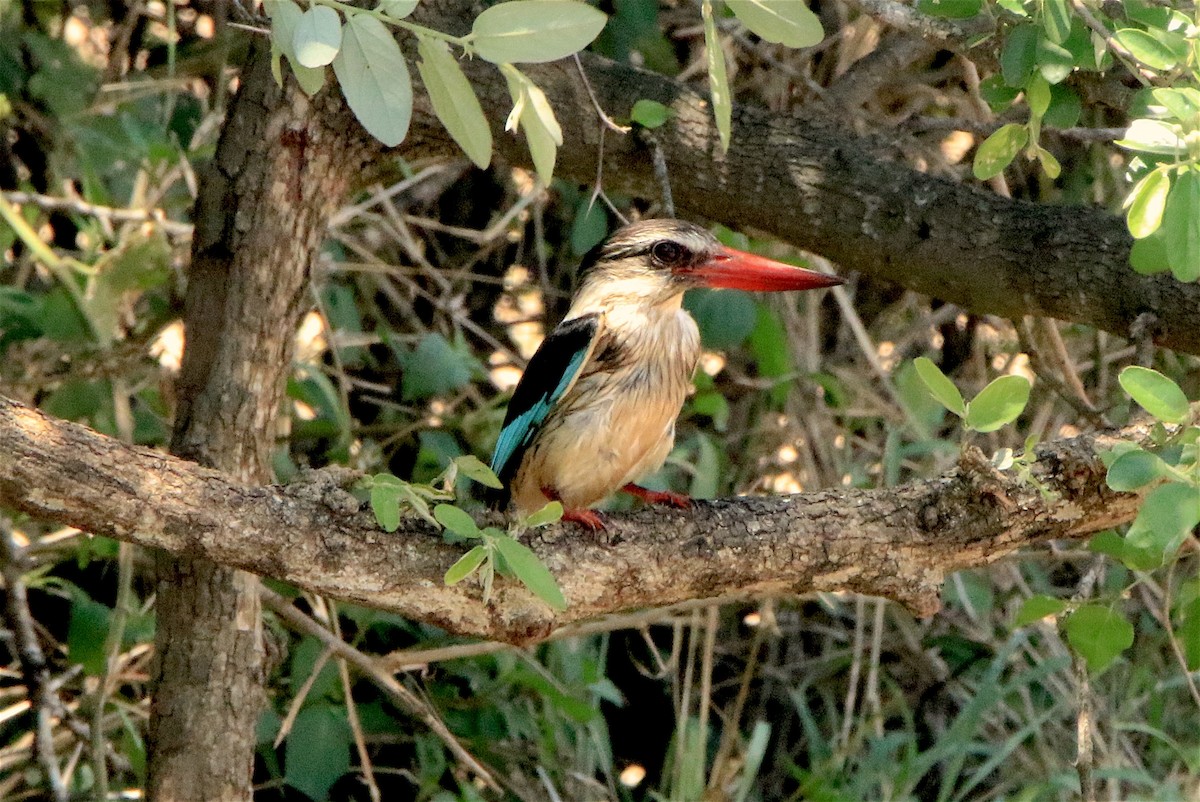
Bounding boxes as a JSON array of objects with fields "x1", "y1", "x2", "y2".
[
  {"x1": 392, "y1": 1, "x2": 1200, "y2": 356},
  {"x1": 145, "y1": 44, "x2": 380, "y2": 800},
  {"x1": 1, "y1": 393, "x2": 1174, "y2": 645}
]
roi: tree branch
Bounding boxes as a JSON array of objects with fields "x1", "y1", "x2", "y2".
[
  {"x1": 0, "y1": 393, "x2": 1162, "y2": 645},
  {"x1": 395, "y1": 0, "x2": 1200, "y2": 356}
]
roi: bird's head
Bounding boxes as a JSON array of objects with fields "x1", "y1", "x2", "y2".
[{"x1": 575, "y1": 219, "x2": 843, "y2": 309}]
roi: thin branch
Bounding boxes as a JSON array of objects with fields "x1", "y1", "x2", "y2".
[{"x1": 1, "y1": 190, "x2": 194, "y2": 239}]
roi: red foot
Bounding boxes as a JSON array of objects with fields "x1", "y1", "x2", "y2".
[
  {"x1": 561, "y1": 507, "x2": 608, "y2": 531},
  {"x1": 622, "y1": 483, "x2": 692, "y2": 509}
]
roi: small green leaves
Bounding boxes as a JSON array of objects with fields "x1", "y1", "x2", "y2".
[
  {"x1": 417, "y1": 36, "x2": 493, "y2": 168},
  {"x1": 434, "y1": 503, "x2": 482, "y2": 539},
  {"x1": 445, "y1": 546, "x2": 488, "y2": 585},
  {"x1": 293, "y1": 5, "x2": 342, "y2": 68},
  {"x1": 912, "y1": 359, "x2": 1030, "y2": 433},
  {"x1": 631, "y1": 99, "x2": 671, "y2": 129},
  {"x1": 332, "y1": 13, "x2": 413, "y2": 147},
  {"x1": 725, "y1": 0, "x2": 824, "y2": 48},
  {"x1": 493, "y1": 535, "x2": 567, "y2": 609},
  {"x1": 702, "y1": 0, "x2": 732, "y2": 152},
  {"x1": 378, "y1": 0, "x2": 418, "y2": 19},
  {"x1": 1124, "y1": 169, "x2": 1170, "y2": 239},
  {"x1": 1064, "y1": 605, "x2": 1135, "y2": 672},
  {"x1": 1015, "y1": 594, "x2": 1068, "y2": 626},
  {"x1": 973, "y1": 124, "x2": 1028, "y2": 180},
  {"x1": 472, "y1": 0, "x2": 608, "y2": 64},
  {"x1": 965, "y1": 375, "x2": 1031, "y2": 433},
  {"x1": 914, "y1": 357, "x2": 966, "y2": 417},
  {"x1": 1119, "y1": 366, "x2": 1190, "y2": 423}
]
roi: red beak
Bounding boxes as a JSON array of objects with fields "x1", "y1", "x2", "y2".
[{"x1": 682, "y1": 246, "x2": 845, "y2": 292}]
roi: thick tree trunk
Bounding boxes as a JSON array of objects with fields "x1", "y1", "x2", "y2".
[{"x1": 145, "y1": 44, "x2": 378, "y2": 800}]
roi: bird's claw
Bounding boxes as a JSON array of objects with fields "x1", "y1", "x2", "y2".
[
  {"x1": 621, "y1": 484, "x2": 692, "y2": 509},
  {"x1": 561, "y1": 508, "x2": 608, "y2": 531}
]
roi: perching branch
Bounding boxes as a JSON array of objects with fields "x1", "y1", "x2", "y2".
[{"x1": 0, "y1": 393, "x2": 1164, "y2": 645}]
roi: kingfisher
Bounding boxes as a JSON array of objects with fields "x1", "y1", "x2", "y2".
[{"x1": 488, "y1": 219, "x2": 843, "y2": 530}]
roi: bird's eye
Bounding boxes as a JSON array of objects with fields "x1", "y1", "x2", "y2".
[{"x1": 651, "y1": 240, "x2": 685, "y2": 265}]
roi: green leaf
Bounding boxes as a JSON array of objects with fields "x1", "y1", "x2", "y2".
[
  {"x1": 1089, "y1": 528, "x2": 1162, "y2": 571},
  {"x1": 1105, "y1": 448, "x2": 1168, "y2": 491},
  {"x1": 379, "y1": 0, "x2": 418, "y2": 18},
  {"x1": 1015, "y1": 594, "x2": 1069, "y2": 626},
  {"x1": 1125, "y1": 169, "x2": 1170, "y2": 239},
  {"x1": 1043, "y1": 83, "x2": 1081, "y2": 128},
  {"x1": 1115, "y1": 119, "x2": 1186, "y2": 156},
  {"x1": 1119, "y1": 366, "x2": 1190, "y2": 424},
  {"x1": 703, "y1": 0, "x2": 732, "y2": 152},
  {"x1": 1065, "y1": 605, "x2": 1134, "y2": 672},
  {"x1": 398, "y1": 332, "x2": 480, "y2": 400},
  {"x1": 417, "y1": 36, "x2": 492, "y2": 169},
  {"x1": 570, "y1": 197, "x2": 608, "y2": 255},
  {"x1": 725, "y1": 0, "x2": 824, "y2": 47},
  {"x1": 444, "y1": 545, "x2": 488, "y2": 585},
  {"x1": 434, "y1": 504, "x2": 482, "y2": 538},
  {"x1": 1025, "y1": 74, "x2": 1051, "y2": 118},
  {"x1": 1130, "y1": 228, "x2": 1170, "y2": 275},
  {"x1": 1035, "y1": 35, "x2": 1074, "y2": 84},
  {"x1": 1126, "y1": 481, "x2": 1200, "y2": 559},
  {"x1": 68, "y1": 587, "x2": 111, "y2": 675},
  {"x1": 973, "y1": 123, "x2": 1027, "y2": 180},
  {"x1": 686, "y1": 289, "x2": 757, "y2": 349},
  {"x1": 454, "y1": 455, "x2": 504, "y2": 489},
  {"x1": 1041, "y1": 0, "x2": 1071, "y2": 43},
  {"x1": 1162, "y1": 169, "x2": 1200, "y2": 282},
  {"x1": 370, "y1": 480, "x2": 402, "y2": 532},
  {"x1": 267, "y1": 0, "x2": 327, "y2": 95},
  {"x1": 1112, "y1": 28, "x2": 1178, "y2": 70},
  {"x1": 1001, "y1": 24, "x2": 1039, "y2": 86},
  {"x1": 293, "y1": 5, "x2": 342, "y2": 67},
  {"x1": 916, "y1": 0, "x2": 982, "y2": 18},
  {"x1": 285, "y1": 706, "x2": 351, "y2": 801},
  {"x1": 1035, "y1": 146, "x2": 1061, "y2": 179},
  {"x1": 1151, "y1": 87, "x2": 1200, "y2": 123},
  {"x1": 913, "y1": 357, "x2": 967, "y2": 417},
  {"x1": 503, "y1": 67, "x2": 562, "y2": 183},
  {"x1": 472, "y1": 0, "x2": 608, "y2": 64},
  {"x1": 493, "y1": 535, "x2": 568, "y2": 609},
  {"x1": 630, "y1": 98, "x2": 671, "y2": 129},
  {"x1": 965, "y1": 375, "x2": 1031, "y2": 432},
  {"x1": 332, "y1": 13, "x2": 412, "y2": 147},
  {"x1": 522, "y1": 501, "x2": 564, "y2": 527}
]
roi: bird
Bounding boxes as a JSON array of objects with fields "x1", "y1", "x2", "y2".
[{"x1": 488, "y1": 219, "x2": 844, "y2": 530}]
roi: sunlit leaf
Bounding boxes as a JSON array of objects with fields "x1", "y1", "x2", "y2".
[
  {"x1": 1151, "y1": 87, "x2": 1200, "y2": 123},
  {"x1": 702, "y1": 0, "x2": 732, "y2": 152},
  {"x1": 332, "y1": 13, "x2": 412, "y2": 147},
  {"x1": 913, "y1": 357, "x2": 967, "y2": 417},
  {"x1": 1113, "y1": 28, "x2": 1178, "y2": 70},
  {"x1": 1124, "y1": 169, "x2": 1170, "y2": 239},
  {"x1": 522, "y1": 501, "x2": 564, "y2": 528},
  {"x1": 1035, "y1": 35, "x2": 1074, "y2": 84},
  {"x1": 379, "y1": 0, "x2": 418, "y2": 19},
  {"x1": 267, "y1": 0, "x2": 327, "y2": 95},
  {"x1": 1041, "y1": 0, "x2": 1071, "y2": 43},
  {"x1": 1065, "y1": 605, "x2": 1134, "y2": 672},
  {"x1": 444, "y1": 545, "x2": 488, "y2": 585},
  {"x1": 1115, "y1": 119, "x2": 1186, "y2": 156},
  {"x1": 292, "y1": 5, "x2": 342, "y2": 68},
  {"x1": 1036, "y1": 146, "x2": 1061, "y2": 179},
  {"x1": 503, "y1": 68, "x2": 561, "y2": 183},
  {"x1": 1118, "y1": 366, "x2": 1190, "y2": 423},
  {"x1": 472, "y1": 0, "x2": 608, "y2": 64},
  {"x1": 965, "y1": 375, "x2": 1030, "y2": 432},
  {"x1": 973, "y1": 123, "x2": 1027, "y2": 180},
  {"x1": 1125, "y1": 481, "x2": 1200, "y2": 559},
  {"x1": 370, "y1": 480, "x2": 402, "y2": 532},
  {"x1": 417, "y1": 36, "x2": 493, "y2": 168},
  {"x1": 1162, "y1": 169, "x2": 1200, "y2": 282},
  {"x1": 1130, "y1": 229, "x2": 1170, "y2": 275},
  {"x1": 493, "y1": 535, "x2": 567, "y2": 609},
  {"x1": 1026, "y1": 75, "x2": 1051, "y2": 118},
  {"x1": 725, "y1": 0, "x2": 824, "y2": 48}
]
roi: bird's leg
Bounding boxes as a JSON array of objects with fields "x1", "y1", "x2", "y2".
[
  {"x1": 621, "y1": 483, "x2": 691, "y2": 509},
  {"x1": 541, "y1": 486, "x2": 608, "y2": 531}
]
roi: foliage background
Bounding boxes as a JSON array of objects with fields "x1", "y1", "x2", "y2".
[{"x1": 0, "y1": 0, "x2": 1197, "y2": 800}]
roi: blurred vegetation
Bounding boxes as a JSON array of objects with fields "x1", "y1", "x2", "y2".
[{"x1": 0, "y1": 1, "x2": 1197, "y2": 801}]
